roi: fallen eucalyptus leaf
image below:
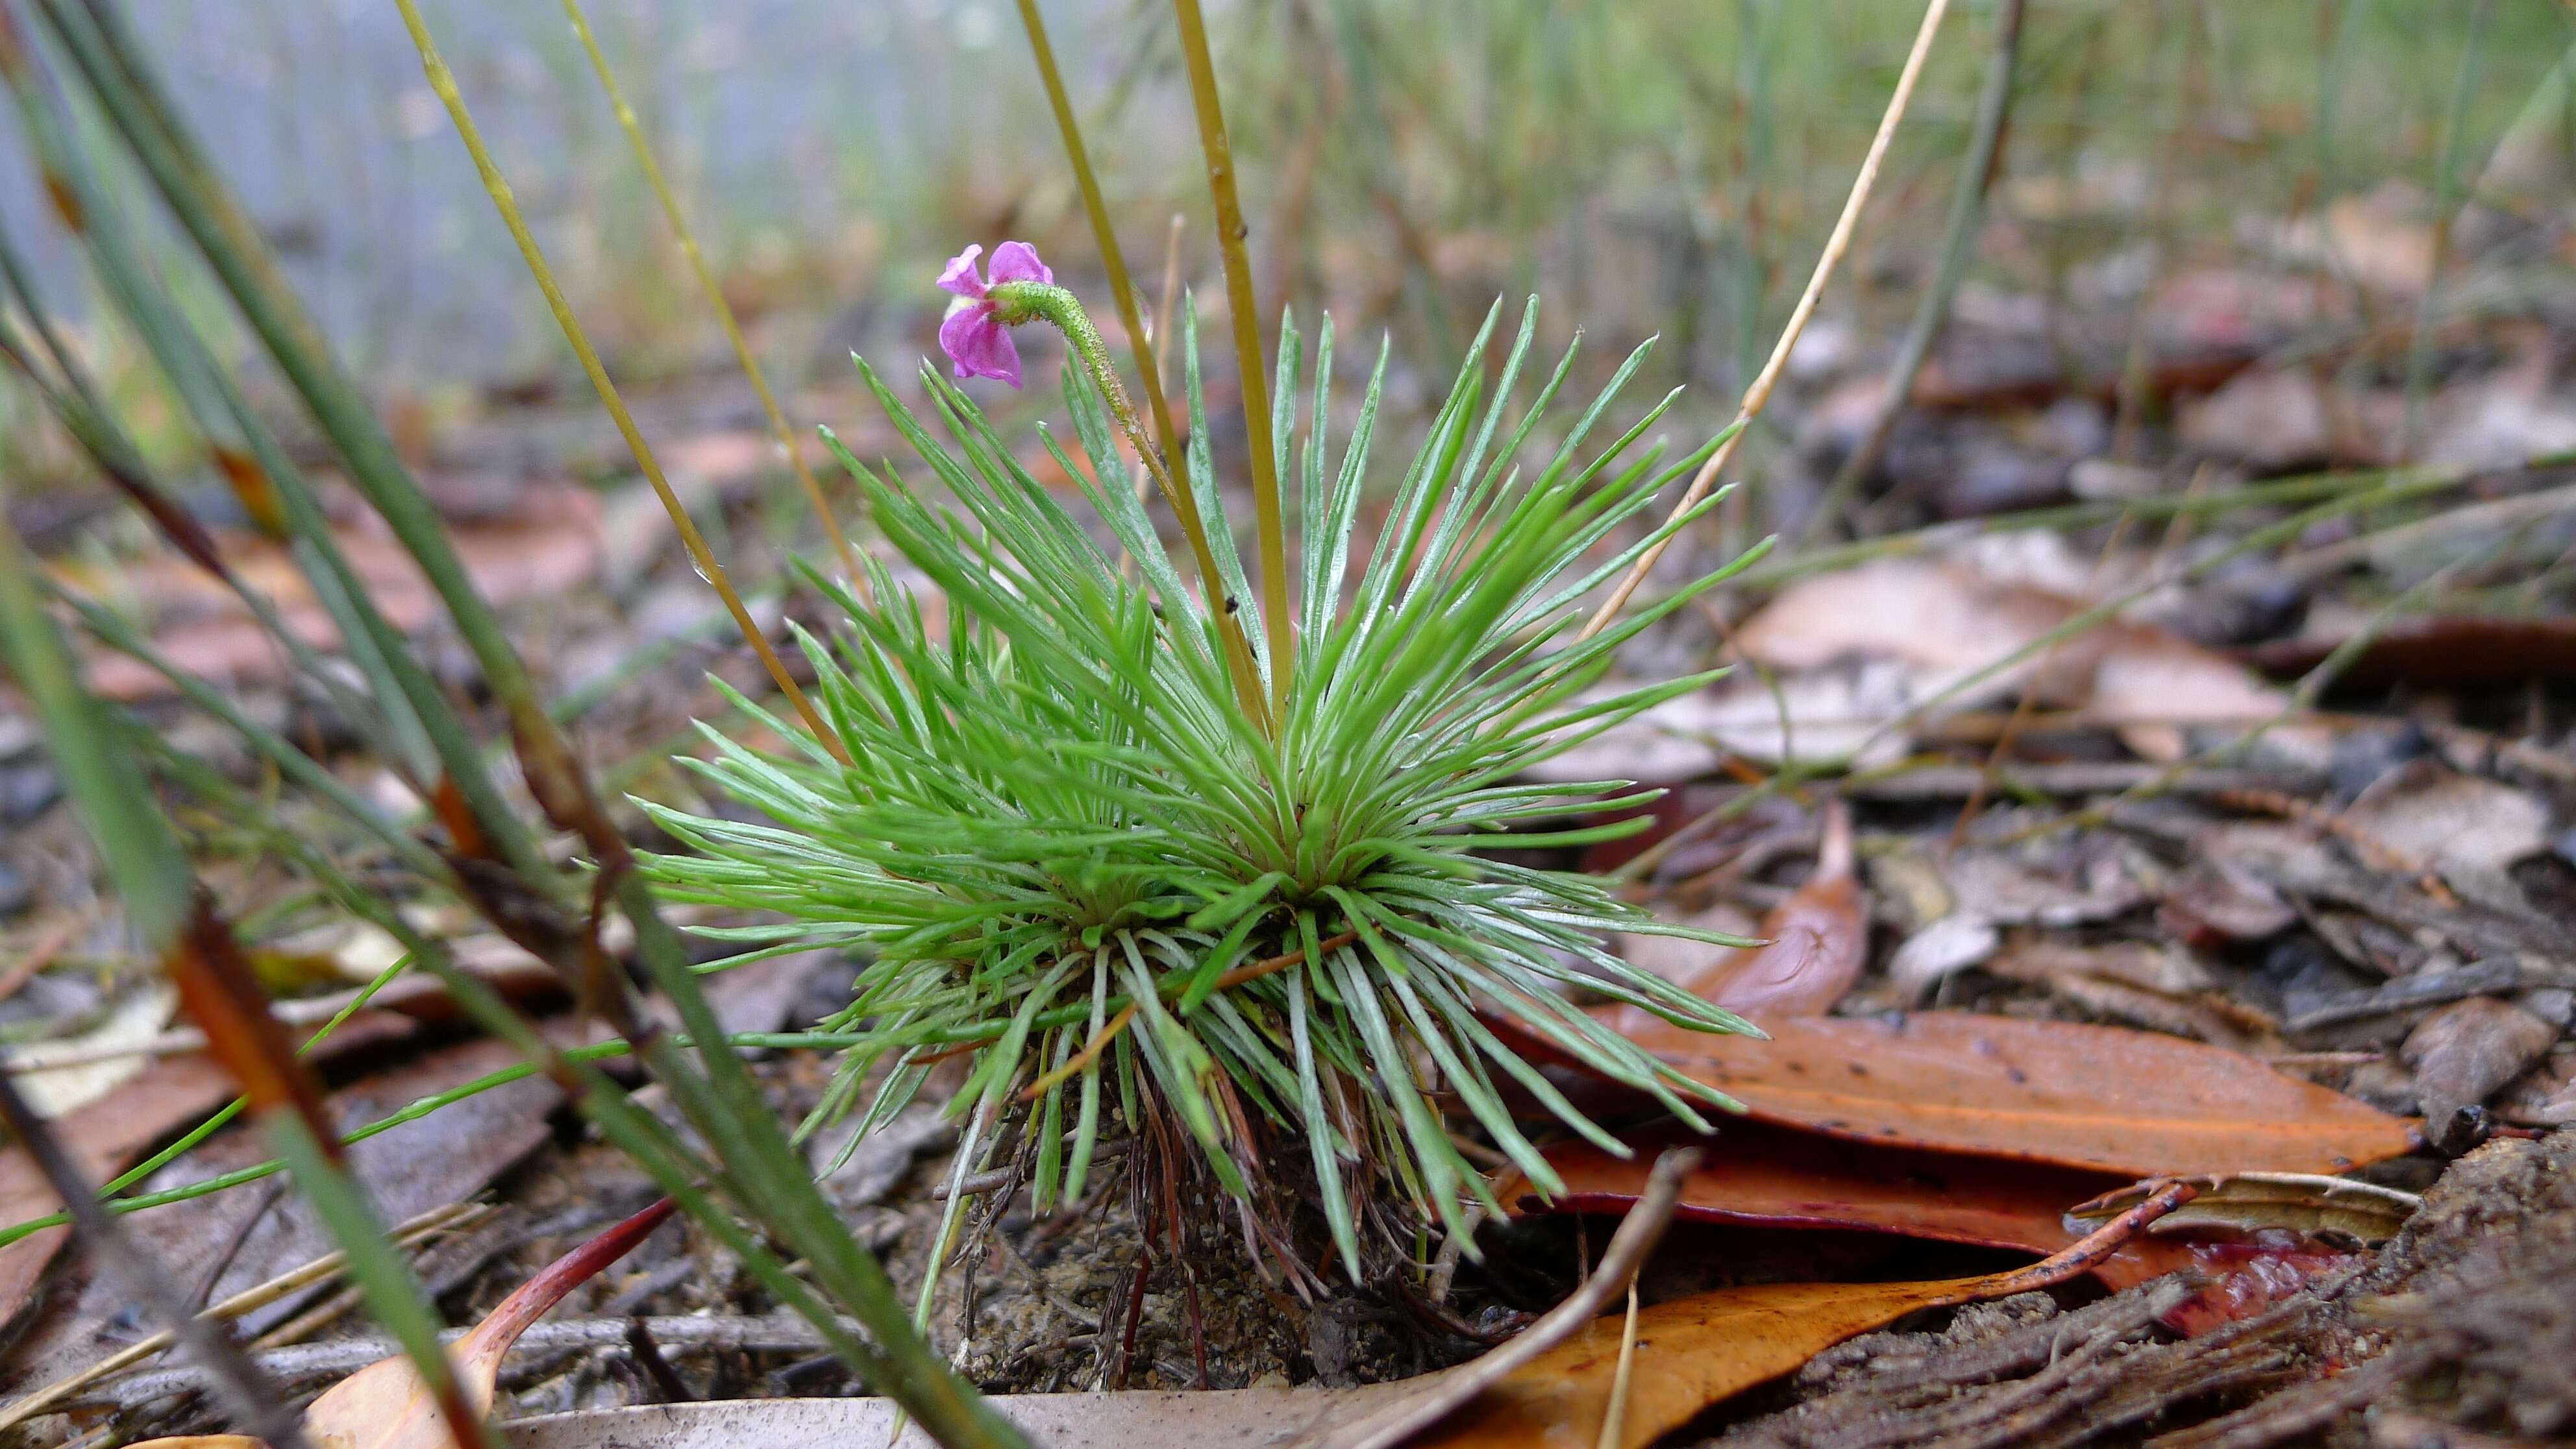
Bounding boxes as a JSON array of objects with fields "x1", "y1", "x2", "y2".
[
  {"x1": 1495, "y1": 1122, "x2": 2122, "y2": 1259},
  {"x1": 2344, "y1": 761, "x2": 2551, "y2": 878},
  {"x1": 1312, "y1": 1147, "x2": 1698, "y2": 1449},
  {"x1": 1887, "y1": 914, "x2": 2000, "y2": 999},
  {"x1": 1, "y1": 984, "x2": 177, "y2": 1118},
  {"x1": 2400, "y1": 996, "x2": 2559, "y2": 1129},
  {"x1": 1605, "y1": 1012, "x2": 2416, "y2": 1176}
]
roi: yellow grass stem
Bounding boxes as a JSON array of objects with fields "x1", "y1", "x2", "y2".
[
  {"x1": 1582, "y1": 0, "x2": 1955, "y2": 640},
  {"x1": 555, "y1": 0, "x2": 865, "y2": 597},
  {"x1": 388, "y1": 0, "x2": 849, "y2": 765}
]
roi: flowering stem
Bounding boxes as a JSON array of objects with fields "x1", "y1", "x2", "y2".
[
  {"x1": 1010, "y1": 0, "x2": 1183, "y2": 473},
  {"x1": 991, "y1": 280, "x2": 1270, "y2": 728}
]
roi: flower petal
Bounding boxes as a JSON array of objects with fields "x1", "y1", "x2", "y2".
[
  {"x1": 939, "y1": 306, "x2": 1023, "y2": 388},
  {"x1": 935, "y1": 244, "x2": 986, "y2": 298},
  {"x1": 986, "y1": 240, "x2": 1053, "y2": 288}
]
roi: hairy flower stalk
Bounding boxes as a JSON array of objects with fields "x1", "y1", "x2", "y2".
[
  {"x1": 647, "y1": 251, "x2": 1768, "y2": 1292},
  {"x1": 948, "y1": 242, "x2": 1267, "y2": 721}
]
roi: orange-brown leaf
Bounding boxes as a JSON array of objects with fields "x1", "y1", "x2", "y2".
[
  {"x1": 1416, "y1": 1183, "x2": 2196, "y2": 1449},
  {"x1": 1416, "y1": 1279, "x2": 1980, "y2": 1449},
  {"x1": 1620, "y1": 1011, "x2": 2415, "y2": 1176},
  {"x1": 0, "y1": 1058, "x2": 236, "y2": 1328},
  {"x1": 1499, "y1": 1122, "x2": 2121, "y2": 1256}
]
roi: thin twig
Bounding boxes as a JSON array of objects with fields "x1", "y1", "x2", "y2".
[
  {"x1": 0, "y1": 1201, "x2": 486, "y2": 1434},
  {"x1": 556, "y1": 0, "x2": 863, "y2": 592},
  {"x1": 1581, "y1": 0, "x2": 1955, "y2": 639},
  {"x1": 0, "y1": 919, "x2": 76, "y2": 1006},
  {"x1": 73, "y1": 1315, "x2": 850, "y2": 1413},
  {"x1": 1596, "y1": 1278, "x2": 1643, "y2": 1449}
]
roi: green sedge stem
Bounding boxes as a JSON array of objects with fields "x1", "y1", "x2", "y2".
[{"x1": 1167, "y1": 0, "x2": 1294, "y2": 716}]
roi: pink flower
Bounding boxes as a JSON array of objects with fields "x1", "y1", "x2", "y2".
[{"x1": 936, "y1": 241, "x2": 1053, "y2": 388}]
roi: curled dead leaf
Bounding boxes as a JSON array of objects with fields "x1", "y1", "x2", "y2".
[
  {"x1": 2342, "y1": 762, "x2": 2551, "y2": 878},
  {"x1": 2066, "y1": 1172, "x2": 2420, "y2": 1248},
  {"x1": 1496, "y1": 1121, "x2": 2124, "y2": 1261},
  {"x1": 1406, "y1": 1180, "x2": 2201, "y2": 1449},
  {"x1": 1727, "y1": 557, "x2": 2325, "y2": 767},
  {"x1": 2401, "y1": 996, "x2": 2560, "y2": 1129},
  {"x1": 122, "y1": 1198, "x2": 675, "y2": 1449},
  {"x1": 1607, "y1": 802, "x2": 1865, "y2": 1028}
]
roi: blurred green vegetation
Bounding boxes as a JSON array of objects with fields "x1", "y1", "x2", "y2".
[{"x1": 4, "y1": 1, "x2": 2571, "y2": 509}]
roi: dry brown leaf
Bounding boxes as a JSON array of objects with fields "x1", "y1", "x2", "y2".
[
  {"x1": 1309, "y1": 1148, "x2": 1697, "y2": 1449},
  {"x1": 1945, "y1": 847, "x2": 2148, "y2": 927},
  {"x1": 2176, "y1": 367, "x2": 2334, "y2": 471},
  {"x1": 1886, "y1": 913, "x2": 2001, "y2": 998},
  {"x1": 1602, "y1": 1011, "x2": 2416, "y2": 1176},
  {"x1": 2045, "y1": 973, "x2": 2275, "y2": 1050},
  {"x1": 1735, "y1": 560, "x2": 2088, "y2": 704},
  {"x1": 66, "y1": 488, "x2": 601, "y2": 702},
  {"x1": 1605, "y1": 802, "x2": 1864, "y2": 1028},
  {"x1": 0, "y1": 1057, "x2": 237, "y2": 1328},
  {"x1": 2159, "y1": 855, "x2": 2300, "y2": 947},
  {"x1": 2401, "y1": 996, "x2": 2560, "y2": 1127},
  {"x1": 2242, "y1": 614, "x2": 2576, "y2": 689},
  {"x1": 1727, "y1": 558, "x2": 2315, "y2": 766},
  {"x1": 1408, "y1": 1182, "x2": 2199, "y2": 1449},
  {"x1": 2493, "y1": 1048, "x2": 2576, "y2": 1127},
  {"x1": 5, "y1": 983, "x2": 175, "y2": 1117},
  {"x1": 1496, "y1": 1121, "x2": 2123, "y2": 1259},
  {"x1": 2342, "y1": 761, "x2": 2551, "y2": 878},
  {"x1": 306, "y1": 1197, "x2": 674, "y2": 1449},
  {"x1": 2257, "y1": 183, "x2": 2437, "y2": 295},
  {"x1": 1985, "y1": 939, "x2": 2275, "y2": 1049},
  {"x1": 0, "y1": 1009, "x2": 417, "y2": 1330},
  {"x1": 2087, "y1": 629, "x2": 2324, "y2": 765}
]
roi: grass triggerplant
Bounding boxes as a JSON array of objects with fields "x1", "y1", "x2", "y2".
[{"x1": 644, "y1": 254, "x2": 1768, "y2": 1288}]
